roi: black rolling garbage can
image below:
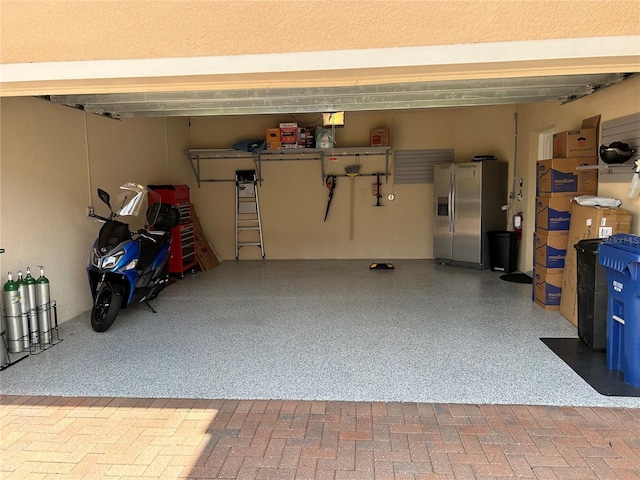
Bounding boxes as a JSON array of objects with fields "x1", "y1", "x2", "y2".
[
  {"x1": 487, "y1": 231, "x2": 517, "y2": 273},
  {"x1": 575, "y1": 238, "x2": 607, "y2": 351}
]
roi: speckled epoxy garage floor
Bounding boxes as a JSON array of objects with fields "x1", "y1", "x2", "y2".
[{"x1": 2, "y1": 260, "x2": 639, "y2": 408}]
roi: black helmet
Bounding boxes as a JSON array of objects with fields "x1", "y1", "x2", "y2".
[{"x1": 599, "y1": 142, "x2": 636, "y2": 164}]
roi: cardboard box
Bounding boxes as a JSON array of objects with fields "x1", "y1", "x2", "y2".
[
  {"x1": 280, "y1": 123, "x2": 298, "y2": 147},
  {"x1": 535, "y1": 231, "x2": 568, "y2": 269},
  {"x1": 370, "y1": 128, "x2": 390, "y2": 147},
  {"x1": 552, "y1": 116, "x2": 600, "y2": 158},
  {"x1": 534, "y1": 300, "x2": 560, "y2": 310},
  {"x1": 534, "y1": 298, "x2": 561, "y2": 311},
  {"x1": 534, "y1": 266, "x2": 564, "y2": 308},
  {"x1": 189, "y1": 204, "x2": 221, "y2": 271},
  {"x1": 304, "y1": 127, "x2": 315, "y2": 148},
  {"x1": 293, "y1": 127, "x2": 315, "y2": 148},
  {"x1": 266, "y1": 128, "x2": 280, "y2": 150},
  {"x1": 559, "y1": 205, "x2": 633, "y2": 325},
  {"x1": 297, "y1": 128, "x2": 307, "y2": 148},
  {"x1": 536, "y1": 157, "x2": 598, "y2": 197},
  {"x1": 536, "y1": 197, "x2": 572, "y2": 233},
  {"x1": 195, "y1": 243, "x2": 220, "y2": 271}
]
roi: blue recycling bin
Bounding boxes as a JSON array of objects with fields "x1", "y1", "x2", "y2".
[{"x1": 599, "y1": 234, "x2": 640, "y2": 387}]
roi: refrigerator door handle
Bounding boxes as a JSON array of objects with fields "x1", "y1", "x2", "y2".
[{"x1": 450, "y1": 174, "x2": 456, "y2": 233}]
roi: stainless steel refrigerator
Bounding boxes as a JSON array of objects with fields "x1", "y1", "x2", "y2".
[{"x1": 433, "y1": 161, "x2": 507, "y2": 269}]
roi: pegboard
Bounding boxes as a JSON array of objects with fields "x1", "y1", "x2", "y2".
[{"x1": 599, "y1": 113, "x2": 640, "y2": 183}]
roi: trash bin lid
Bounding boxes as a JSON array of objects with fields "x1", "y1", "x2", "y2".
[
  {"x1": 574, "y1": 238, "x2": 605, "y2": 253},
  {"x1": 601, "y1": 233, "x2": 640, "y2": 254}
]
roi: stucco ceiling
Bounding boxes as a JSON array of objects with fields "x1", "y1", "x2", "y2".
[{"x1": 42, "y1": 73, "x2": 633, "y2": 119}]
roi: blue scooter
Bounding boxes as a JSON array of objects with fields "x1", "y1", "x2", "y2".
[{"x1": 87, "y1": 183, "x2": 179, "y2": 332}]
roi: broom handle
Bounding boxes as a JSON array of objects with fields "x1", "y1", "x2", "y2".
[{"x1": 350, "y1": 175, "x2": 355, "y2": 240}]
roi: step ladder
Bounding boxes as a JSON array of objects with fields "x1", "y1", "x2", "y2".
[{"x1": 235, "y1": 170, "x2": 265, "y2": 259}]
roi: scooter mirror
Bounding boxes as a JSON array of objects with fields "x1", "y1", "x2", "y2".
[{"x1": 97, "y1": 188, "x2": 111, "y2": 210}]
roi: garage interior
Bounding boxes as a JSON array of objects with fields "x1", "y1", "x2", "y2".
[
  {"x1": 2, "y1": 3, "x2": 640, "y2": 478},
  {"x1": 1, "y1": 1, "x2": 640, "y2": 401}
]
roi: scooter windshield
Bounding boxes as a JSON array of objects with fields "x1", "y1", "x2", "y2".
[{"x1": 113, "y1": 182, "x2": 148, "y2": 218}]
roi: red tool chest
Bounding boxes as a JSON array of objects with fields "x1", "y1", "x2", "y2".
[{"x1": 148, "y1": 184, "x2": 197, "y2": 275}]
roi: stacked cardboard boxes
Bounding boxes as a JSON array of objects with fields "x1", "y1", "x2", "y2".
[
  {"x1": 533, "y1": 121, "x2": 599, "y2": 310},
  {"x1": 266, "y1": 123, "x2": 315, "y2": 150}
]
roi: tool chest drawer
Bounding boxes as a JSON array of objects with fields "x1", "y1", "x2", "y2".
[
  {"x1": 169, "y1": 223, "x2": 197, "y2": 274},
  {"x1": 148, "y1": 184, "x2": 197, "y2": 275},
  {"x1": 176, "y1": 204, "x2": 191, "y2": 224}
]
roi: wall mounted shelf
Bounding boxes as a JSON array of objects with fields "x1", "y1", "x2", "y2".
[
  {"x1": 187, "y1": 147, "x2": 392, "y2": 186},
  {"x1": 576, "y1": 162, "x2": 637, "y2": 174}
]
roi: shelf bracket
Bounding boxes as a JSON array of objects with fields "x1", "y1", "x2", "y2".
[
  {"x1": 253, "y1": 153, "x2": 263, "y2": 187},
  {"x1": 187, "y1": 153, "x2": 202, "y2": 188}
]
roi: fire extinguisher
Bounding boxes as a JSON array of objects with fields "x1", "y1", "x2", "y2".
[{"x1": 513, "y1": 212, "x2": 523, "y2": 240}]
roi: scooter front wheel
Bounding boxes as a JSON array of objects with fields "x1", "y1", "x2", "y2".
[{"x1": 91, "y1": 284, "x2": 123, "y2": 332}]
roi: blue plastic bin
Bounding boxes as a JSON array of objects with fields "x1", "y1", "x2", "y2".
[{"x1": 598, "y1": 233, "x2": 640, "y2": 388}]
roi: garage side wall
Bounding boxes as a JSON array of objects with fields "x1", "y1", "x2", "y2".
[
  {"x1": 0, "y1": 97, "x2": 95, "y2": 322},
  {"x1": 0, "y1": 97, "x2": 178, "y2": 324},
  {"x1": 515, "y1": 75, "x2": 640, "y2": 271}
]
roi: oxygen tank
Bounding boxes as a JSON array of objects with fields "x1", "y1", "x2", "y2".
[
  {"x1": 0, "y1": 313, "x2": 6, "y2": 365},
  {"x1": 17, "y1": 271, "x2": 30, "y2": 349},
  {"x1": 36, "y1": 266, "x2": 51, "y2": 345},
  {"x1": 0, "y1": 321, "x2": 7, "y2": 367},
  {"x1": 0, "y1": 250, "x2": 8, "y2": 366},
  {"x1": 25, "y1": 268, "x2": 38, "y2": 346},
  {"x1": 3, "y1": 272, "x2": 24, "y2": 353}
]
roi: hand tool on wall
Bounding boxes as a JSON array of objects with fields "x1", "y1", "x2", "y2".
[
  {"x1": 345, "y1": 164, "x2": 361, "y2": 240},
  {"x1": 372, "y1": 172, "x2": 383, "y2": 207},
  {"x1": 323, "y1": 175, "x2": 337, "y2": 222}
]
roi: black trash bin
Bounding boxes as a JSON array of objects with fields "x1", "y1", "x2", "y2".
[
  {"x1": 487, "y1": 231, "x2": 517, "y2": 273},
  {"x1": 575, "y1": 238, "x2": 608, "y2": 352}
]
